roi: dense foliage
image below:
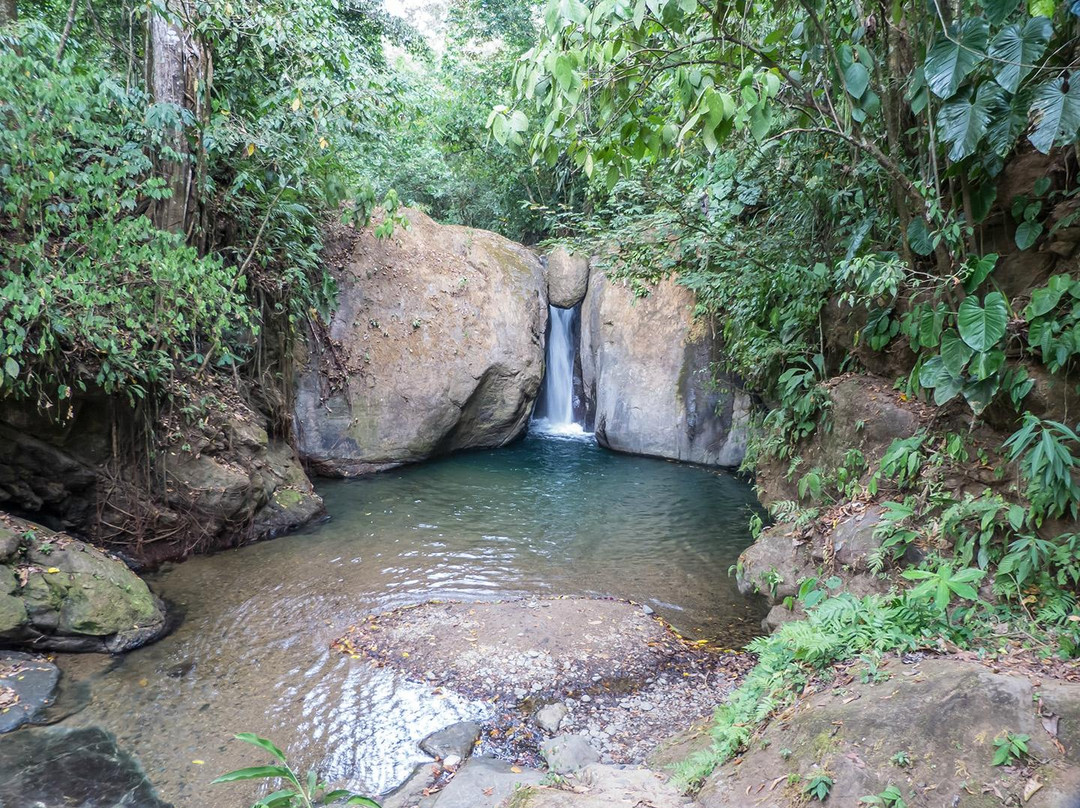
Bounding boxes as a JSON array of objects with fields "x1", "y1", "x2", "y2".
[
  {"x1": 494, "y1": 0, "x2": 1080, "y2": 779},
  {"x1": 0, "y1": 0, "x2": 573, "y2": 413}
]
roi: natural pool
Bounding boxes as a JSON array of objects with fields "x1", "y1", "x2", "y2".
[{"x1": 52, "y1": 431, "x2": 766, "y2": 807}]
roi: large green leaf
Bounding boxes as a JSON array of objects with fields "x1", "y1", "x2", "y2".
[
  {"x1": 984, "y1": 0, "x2": 1022, "y2": 24},
  {"x1": 958, "y1": 291, "x2": 1009, "y2": 351},
  {"x1": 940, "y1": 330, "x2": 974, "y2": 376},
  {"x1": 907, "y1": 217, "x2": 935, "y2": 255},
  {"x1": 963, "y1": 376, "x2": 1001, "y2": 413},
  {"x1": 924, "y1": 18, "x2": 990, "y2": 98},
  {"x1": 938, "y1": 82, "x2": 1005, "y2": 160},
  {"x1": 1029, "y1": 76, "x2": 1080, "y2": 153},
  {"x1": 844, "y1": 62, "x2": 870, "y2": 99},
  {"x1": 989, "y1": 17, "x2": 1051, "y2": 93},
  {"x1": 985, "y1": 85, "x2": 1032, "y2": 156},
  {"x1": 1024, "y1": 274, "x2": 1075, "y2": 318},
  {"x1": 1015, "y1": 219, "x2": 1043, "y2": 249},
  {"x1": 970, "y1": 347, "x2": 1006, "y2": 380},
  {"x1": 212, "y1": 765, "x2": 294, "y2": 784}
]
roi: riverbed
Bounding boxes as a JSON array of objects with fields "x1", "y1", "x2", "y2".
[{"x1": 53, "y1": 431, "x2": 765, "y2": 807}]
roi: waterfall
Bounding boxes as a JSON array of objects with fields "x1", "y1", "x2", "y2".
[{"x1": 533, "y1": 304, "x2": 586, "y2": 436}]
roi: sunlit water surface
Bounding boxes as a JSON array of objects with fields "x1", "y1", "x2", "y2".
[{"x1": 53, "y1": 431, "x2": 766, "y2": 807}]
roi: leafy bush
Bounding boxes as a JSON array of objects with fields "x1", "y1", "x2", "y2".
[{"x1": 0, "y1": 24, "x2": 250, "y2": 405}]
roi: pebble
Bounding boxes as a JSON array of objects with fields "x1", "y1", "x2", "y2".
[
  {"x1": 580, "y1": 694, "x2": 592, "y2": 703},
  {"x1": 514, "y1": 688, "x2": 527, "y2": 699},
  {"x1": 442, "y1": 754, "x2": 461, "y2": 768},
  {"x1": 639, "y1": 701, "x2": 654, "y2": 711},
  {"x1": 642, "y1": 605, "x2": 655, "y2": 615}
]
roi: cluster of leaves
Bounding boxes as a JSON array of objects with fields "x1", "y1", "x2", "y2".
[
  {"x1": 0, "y1": 24, "x2": 250, "y2": 405},
  {"x1": 674, "y1": 566, "x2": 999, "y2": 785},
  {"x1": 213, "y1": 733, "x2": 379, "y2": 807}
]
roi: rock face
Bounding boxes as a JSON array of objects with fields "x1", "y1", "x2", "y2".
[
  {"x1": 697, "y1": 658, "x2": 1080, "y2": 808},
  {"x1": 580, "y1": 269, "x2": 749, "y2": 467},
  {"x1": 296, "y1": 211, "x2": 547, "y2": 475},
  {"x1": 545, "y1": 247, "x2": 590, "y2": 307},
  {"x1": 0, "y1": 391, "x2": 323, "y2": 563},
  {"x1": 0, "y1": 725, "x2": 172, "y2": 807},
  {"x1": 0, "y1": 516, "x2": 167, "y2": 652}
]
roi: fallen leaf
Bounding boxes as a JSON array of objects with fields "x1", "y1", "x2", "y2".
[{"x1": 1023, "y1": 776, "x2": 1043, "y2": 802}]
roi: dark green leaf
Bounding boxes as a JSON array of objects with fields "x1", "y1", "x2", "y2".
[
  {"x1": 844, "y1": 62, "x2": 870, "y2": 99},
  {"x1": 958, "y1": 291, "x2": 1009, "y2": 351},
  {"x1": 907, "y1": 218, "x2": 935, "y2": 255},
  {"x1": 1029, "y1": 76, "x2": 1080, "y2": 153},
  {"x1": 984, "y1": 0, "x2": 1021, "y2": 24},
  {"x1": 989, "y1": 17, "x2": 1051, "y2": 93},
  {"x1": 1015, "y1": 219, "x2": 1043, "y2": 250},
  {"x1": 924, "y1": 18, "x2": 989, "y2": 99},
  {"x1": 941, "y1": 331, "x2": 974, "y2": 375},
  {"x1": 938, "y1": 83, "x2": 1005, "y2": 160}
]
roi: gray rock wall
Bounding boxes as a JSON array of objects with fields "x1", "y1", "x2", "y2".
[
  {"x1": 295, "y1": 210, "x2": 547, "y2": 475},
  {"x1": 580, "y1": 268, "x2": 749, "y2": 467}
]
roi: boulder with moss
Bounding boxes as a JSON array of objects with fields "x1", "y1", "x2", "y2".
[{"x1": 0, "y1": 516, "x2": 167, "y2": 652}]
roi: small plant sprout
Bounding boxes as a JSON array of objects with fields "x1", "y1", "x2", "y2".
[
  {"x1": 859, "y1": 784, "x2": 907, "y2": 807},
  {"x1": 890, "y1": 750, "x2": 911, "y2": 768},
  {"x1": 779, "y1": 748, "x2": 793, "y2": 760},
  {"x1": 992, "y1": 731, "x2": 1030, "y2": 766},
  {"x1": 213, "y1": 734, "x2": 380, "y2": 808},
  {"x1": 804, "y1": 774, "x2": 834, "y2": 801}
]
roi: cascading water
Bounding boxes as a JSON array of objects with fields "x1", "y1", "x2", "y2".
[{"x1": 533, "y1": 304, "x2": 586, "y2": 436}]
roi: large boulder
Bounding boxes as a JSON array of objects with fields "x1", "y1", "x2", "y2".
[
  {"x1": 545, "y1": 246, "x2": 590, "y2": 307},
  {"x1": 580, "y1": 270, "x2": 749, "y2": 467},
  {"x1": 295, "y1": 211, "x2": 547, "y2": 475},
  {"x1": 0, "y1": 516, "x2": 167, "y2": 652},
  {"x1": 697, "y1": 658, "x2": 1080, "y2": 808}
]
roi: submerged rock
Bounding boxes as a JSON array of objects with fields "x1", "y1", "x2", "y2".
[
  {"x1": 0, "y1": 651, "x2": 60, "y2": 733},
  {"x1": 296, "y1": 211, "x2": 547, "y2": 475},
  {"x1": 579, "y1": 269, "x2": 749, "y2": 467},
  {"x1": 535, "y1": 701, "x2": 569, "y2": 734},
  {"x1": 0, "y1": 725, "x2": 172, "y2": 807},
  {"x1": 0, "y1": 517, "x2": 167, "y2": 653}
]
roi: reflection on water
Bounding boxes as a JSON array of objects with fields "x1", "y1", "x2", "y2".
[{"x1": 54, "y1": 432, "x2": 766, "y2": 807}]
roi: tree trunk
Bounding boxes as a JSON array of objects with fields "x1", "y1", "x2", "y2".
[
  {"x1": 1, "y1": 0, "x2": 16, "y2": 25},
  {"x1": 147, "y1": 1, "x2": 204, "y2": 236}
]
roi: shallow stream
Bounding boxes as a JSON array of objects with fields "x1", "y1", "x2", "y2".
[{"x1": 54, "y1": 431, "x2": 765, "y2": 807}]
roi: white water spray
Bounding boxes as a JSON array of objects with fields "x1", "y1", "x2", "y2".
[{"x1": 533, "y1": 305, "x2": 587, "y2": 437}]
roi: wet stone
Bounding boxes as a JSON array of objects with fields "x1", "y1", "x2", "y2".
[
  {"x1": 0, "y1": 651, "x2": 60, "y2": 733},
  {"x1": 0, "y1": 725, "x2": 171, "y2": 807},
  {"x1": 419, "y1": 720, "x2": 481, "y2": 761}
]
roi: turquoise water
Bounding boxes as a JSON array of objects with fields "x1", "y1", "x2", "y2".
[{"x1": 55, "y1": 432, "x2": 765, "y2": 807}]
